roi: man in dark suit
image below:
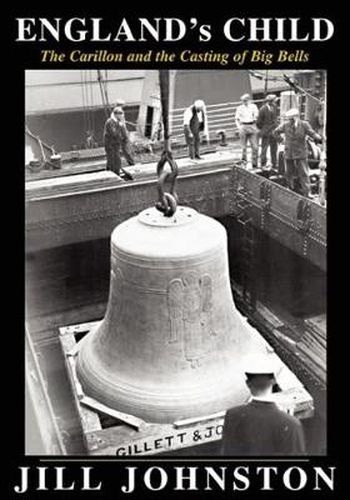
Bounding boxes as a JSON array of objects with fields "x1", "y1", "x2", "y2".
[
  {"x1": 183, "y1": 99, "x2": 209, "y2": 160},
  {"x1": 221, "y1": 356, "x2": 306, "y2": 456},
  {"x1": 103, "y1": 106, "x2": 135, "y2": 175},
  {"x1": 274, "y1": 108, "x2": 322, "y2": 197},
  {"x1": 257, "y1": 94, "x2": 278, "y2": 169}
]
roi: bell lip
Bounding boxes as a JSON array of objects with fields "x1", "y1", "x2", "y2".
[
  {"x1": 76, "y1": 329, "x2": 250, "y2": 425},
  {"x1": 76, "y1": 353, "x2": 249, "y2": 423}
]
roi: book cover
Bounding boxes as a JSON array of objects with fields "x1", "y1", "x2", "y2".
[{"x1": 6, "y1": 6, "x2": 342, "y2": 499}]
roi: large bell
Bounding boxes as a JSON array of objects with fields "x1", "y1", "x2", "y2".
[{"x1": 76, "y1": 206, "x2": 269, "y2": 423}]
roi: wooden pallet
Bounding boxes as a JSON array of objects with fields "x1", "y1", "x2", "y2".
[{"x1": 59, "y1": 320, "x2": 314, "y2": 456}]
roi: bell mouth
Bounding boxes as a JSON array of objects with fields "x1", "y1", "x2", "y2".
[{"x1": 76, "y1": 338, "x2": 250, "y2": 424}]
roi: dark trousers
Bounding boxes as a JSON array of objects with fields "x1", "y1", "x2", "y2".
[
  {"x1": 260, "y1": 133, "x2": 277, "y2": 167},
  {"x1": 285, "y1": 158, "x2": 310, "y2": 196},
  {"x1": 105, "y1": 142, "x2": 135, "y2": 175},
  {"x1": 184, "y1": 128, "x2": 200, "y2": 159}
]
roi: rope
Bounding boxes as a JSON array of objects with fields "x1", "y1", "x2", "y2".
[
  {"x1": 85, "y1": 72, "x2": 91, "y2": 134},
  {"x1": 283, "y1": 74, "x2": 323, "y2": 104},
  {"x1": 80, "y1": 71, "x2": 88, "y2": 136},
  {"x1": 88, "y1": 69, "x2": 95, "y2": 134},
  {"x1": 103, "y1": 70, "x2": 111, "y2": 113},
  {"x1": 97, "y1": 70, "x2": 110, "y2": 120},
  {"x1": 159, "y1": 70, "x2": 170, "y2": 145}
]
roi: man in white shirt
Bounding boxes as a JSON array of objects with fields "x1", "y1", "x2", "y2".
[
  {"x1": 235, "y1": 94, "x2": 259, "y2": 168},
  {"x1": 183, "y1": 99, "x2": 209, "y2": 160}
]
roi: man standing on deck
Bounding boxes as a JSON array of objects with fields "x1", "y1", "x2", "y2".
[
  {"x1": 183, "y1": 99, "x2": 209, "y2": 160},
  {"x1": 103, "y1": 106, "x2": 135, "y2": 176},
  {"x1": 235, "y1": 94, "x2": 259, "y2": 168},
  {"x1": 257, "y1": 94, "x2": 278, "y2": 169},
  {"x1": 221, "y1": 355, "x2": 306, "y2": 456},
  {"x1": 273, "y1": 108, "x2": 322, "y2": 197}
]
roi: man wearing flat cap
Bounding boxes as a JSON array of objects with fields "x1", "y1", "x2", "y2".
[
  {"x1": 235, "y1": 94, "x2": 259, "y2": 168},
  {"x1": 257, "y1": 94, "x2": 278, "y2": 169},
  {"x1": 183, "y1": 99, "x2": 209, "y2": 160},
  {"x1": 115, "y1": 98, "x2": 126, "y2": 108},
  {"x1": 103, "y1": 106, "x2": 135, "y2": 175},
  {"x1": 273, "y1": 107, "x2": 322, "y2": 197},
  {"x1": 221, "y1": 355, "x2": 306, "y2": 455}
]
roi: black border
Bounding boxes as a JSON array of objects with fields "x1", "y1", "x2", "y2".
[{"x1": 7, "y1": 5, "x2": 344, "y2": 499}]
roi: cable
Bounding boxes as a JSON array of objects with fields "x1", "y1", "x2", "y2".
[{"x1": 80, "y1": 71, "x2": 88, "y2": 136}]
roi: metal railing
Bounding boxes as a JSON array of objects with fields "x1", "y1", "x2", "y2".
[{"x1": 169, "y1": 98, "x2": 267, "y2": 141}]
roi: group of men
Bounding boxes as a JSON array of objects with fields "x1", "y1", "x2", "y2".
[
  {"x1": 236, "y1": 92, "x2": 277, "y2": 170},
  {"x1": 103, "y1": 93, "x2": 323, "y2": 199},
  {"x1": 235, "y1": 93, "x2": 323, "y2": 197},
  {"x1": 103, "y1": 98, "x2": 210, "y2": 174},
  {"x1": 182, "y1": 93, "x2": 323, "y2": 198}
]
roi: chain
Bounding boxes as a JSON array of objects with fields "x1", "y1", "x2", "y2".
[
  {"x1": 155, "y1": 149, "x2": 179, "y2": 217},
  {"x1": 155, "y1": 70, "x2": 179, "y2": 217}
]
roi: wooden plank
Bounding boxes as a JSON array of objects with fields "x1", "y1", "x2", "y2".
[
  {"x1": 269, "y1": 387, "x2": 314, "y2": 418},
  {"x1": 59, "y1": 321, "x2": 100, "y2": 337},
  {"x1": 304, "y1": 326, "x2": 327, "y2": 349},
  {"x1": 301, "y1": 330, "x2": 327, "y2": 352},
  {"x1": 25, "y1": 160, "x2": 106, "y2": 182},
  {"x1": 174, "y1": 411, "x2": 225, "y2": 428},
  {"x1": 84, "y1": 386, "x2": 314, "y2": 456},
  {"x1": 296, "y1": 349, "x2": 327, "y2": 384},
  {"x1": 256, "y1": 303, "x2": 284, "y2": 328},
  {"x1": 272, "y1": 329, "x2": 297, "y2": 347},
  {"x1": 26, "y1": 171, "x2": 122, "y2": 200},
  {"x1": 123, "y1": 150, "x2": 238, "y2": 181},
  {"x1": 297, "y1": 342, "x2": 326, "y2": 372},
  {"x1": 301, "y1": 333, "x2": 327, "y2": 361},
  {"x1": 85, "y1": 417, "x2": 226, "y2": 456},
  {"x1": 25, "y1": 143, "x2": 221, "y2": 182},
  {"x1": 305, "y1": 324, "x2": 327, "y2": 343},
  {"x1": 80, "y1": 396, "x2": 146, "y2": 431},
  {"x1": 59, "y1": 331, "x2": 102, "y2": 435},
  {"x1": 305, "y1": 315, "x2": 327, "y2": 340}
]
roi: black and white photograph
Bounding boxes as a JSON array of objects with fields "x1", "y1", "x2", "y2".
[{"x1": 25, "y1": 68, "x2": 327, "y2": 458}]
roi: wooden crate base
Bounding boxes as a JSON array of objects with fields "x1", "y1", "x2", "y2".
[{"x1": 59, "y1": 320, "x2": 314, "y2": 456}]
